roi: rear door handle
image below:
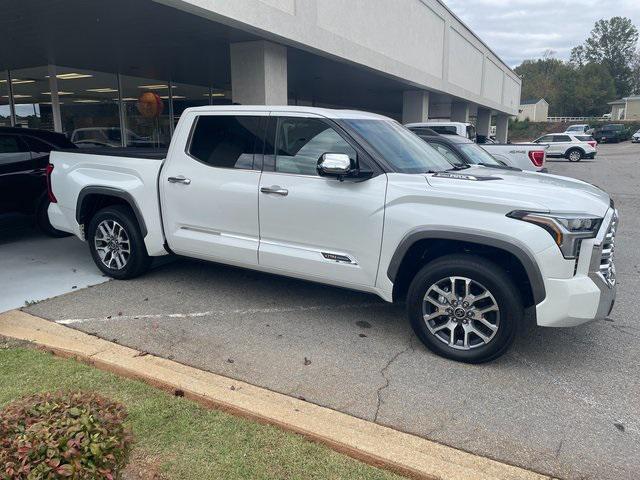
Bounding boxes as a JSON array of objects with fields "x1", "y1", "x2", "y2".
[
  {"x1": 260, "y1": 185, "x2": 288, "y2": 196},
  {"x1": 168, "y1": 176, "x2": 191, "y2": 185}
]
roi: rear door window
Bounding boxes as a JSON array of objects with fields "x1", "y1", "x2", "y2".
[
  {"x1": 553, "y1": 135, "x2": 572, "y2": 142},
  {"x1": 188, "y1": 115, "x2": 263, "y2": 170},
  {"x1": 0, "y1": 135, "x2": 31, "y2": 172}
]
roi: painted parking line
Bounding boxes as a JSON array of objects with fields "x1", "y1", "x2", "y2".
[{"x1": 56, "y1": 302, "x2": 388, "y2": 325}]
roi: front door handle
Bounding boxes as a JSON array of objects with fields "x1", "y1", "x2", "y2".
[
  {"x1": 168, "y1": 176, "x2": 191, "y2": 185},
  {"x1": 260, "y1": 185, "x2": 288, "y2": 196}
]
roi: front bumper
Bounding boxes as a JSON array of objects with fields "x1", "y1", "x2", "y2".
[{"x1": 535, "y1": 208, "x2": 618, "y2": 327}]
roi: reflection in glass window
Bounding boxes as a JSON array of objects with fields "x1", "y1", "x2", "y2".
[
  {"x1": 188, "y1": 115, "x2": 262, "y2": 169},
  {"x1": 171, "y1": 82, "x2": 209, "y2": 126},
  {"x1": 9, "y1": 66, "x2": 54, "y2": 130},
  {"x1": 0, "y1": 71, "x2": 10, "y2": 127},
  {"x1": 47, "y1": 68, "x2": 122, "y2": 147},
  {"x1": 120, "y1": 75, "x2": 171, "y2": 148},
  {"x1": 275, "y1": 117, "x2": 356, "y2": 176}
]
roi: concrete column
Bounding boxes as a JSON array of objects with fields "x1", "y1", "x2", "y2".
[
  {"x1": 402, "y1": 90, "x2": 430, "y2": 124},
  {"x1": 230, "y1": 40, "x2": 288, "y2": 105},
  {"x1": 476, "y1": 108, "x2": 492, "y2": 138},
  {"x1": 47, "y1": 65, "x2": 63, "y2": 133},
  {"x1": 450, "y1": 101, "x2": 470, "y2": 122},
  {"x1": 495, "y1": 115, "x2": 509, "y2": 144}
]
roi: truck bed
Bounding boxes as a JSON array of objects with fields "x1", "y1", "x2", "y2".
[
  {"x1": 48, "y1": 149, "x2": 167, "y2": 256},
  {"x1": 59, "y1": 147, "x2": 167, "y2": 160}
]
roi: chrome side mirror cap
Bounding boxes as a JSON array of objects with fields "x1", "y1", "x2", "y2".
[{"x1": 317, "y1": 153, "x2": 352, "y2": 177}]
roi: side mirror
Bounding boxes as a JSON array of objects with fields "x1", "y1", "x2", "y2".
[{"x1": 317, "y1": 153, "x2": 352, "y2": 177}]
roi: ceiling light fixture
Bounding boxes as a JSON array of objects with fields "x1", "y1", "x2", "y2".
[
  {"x1": 86, "y1": 88, "x2": 118, "y2": 93},
  {"x1": 138, "y1": 84, "x2": 177, "y2": 90},
  {"x1": 56, "y1": 73, "x2": 94, "y2": 80}
]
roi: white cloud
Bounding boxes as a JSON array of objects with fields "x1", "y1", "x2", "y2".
[{"x1": 443, "y1": 0, "x2": 640, "y2": 67}]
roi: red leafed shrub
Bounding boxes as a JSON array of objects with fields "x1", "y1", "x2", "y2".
[{"x1": 0, "y1": 391, "x2": 133, "y2": 479}]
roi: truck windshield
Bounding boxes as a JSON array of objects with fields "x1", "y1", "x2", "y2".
[{"x1": 342, "y1": 119, "x2": 454, "y2": 173}]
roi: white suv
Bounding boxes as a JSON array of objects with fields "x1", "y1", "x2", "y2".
[{"x1": 532, "y1": 133, "x2": 597, "y2": 162}]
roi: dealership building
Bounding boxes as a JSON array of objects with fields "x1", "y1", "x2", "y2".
[{"x1": 0, "y1": 0, "x2": 521, "y2": 147}]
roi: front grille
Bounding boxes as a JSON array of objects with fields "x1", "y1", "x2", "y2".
[{"x1": 599, "y1": 213, "x2": 618, "y2": 286}]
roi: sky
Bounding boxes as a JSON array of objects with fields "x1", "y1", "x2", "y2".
[{"x1": 444, "y1": 0, "x2": 640, "y2": 67}]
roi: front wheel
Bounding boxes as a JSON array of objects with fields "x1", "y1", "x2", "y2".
[
  {"x1": 567, "y1": 149, "x2": 583, "y2": 162},
  {"x1": 87, "y1": 205, "x2": 151, "y2": 279},
  {"x1": 407, "y1": 254, "x2": 523, "y2": 363}
]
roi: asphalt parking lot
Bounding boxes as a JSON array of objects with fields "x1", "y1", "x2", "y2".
[{"x1": 20, "y1": 142, "x2": 640, "y2": 480}]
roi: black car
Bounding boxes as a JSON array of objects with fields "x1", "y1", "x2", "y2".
[
  {"x1": 593, "y1": 124, "x2": 630, "y2": 143},
  {"x1": 407, "y1": 128, "x2": 517, "y2": 170},
  {"x1": 0, "y1": 127, "x2": 77, "y2": 236}
]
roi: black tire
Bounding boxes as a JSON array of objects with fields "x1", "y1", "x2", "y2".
[
  {"x1": 566, "y1": 148, "x2": 583, "y2": 162},
  {"x1": 87, "y1": 205, "x2": 151, "y2": 279},
  {"x1": 36, "y1": 196, "x2": 72, "y2": 238},
  {"x1": 407, "y1": 254, "x2": 523, "y2": 364}
]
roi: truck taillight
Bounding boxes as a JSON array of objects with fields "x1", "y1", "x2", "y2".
[
  {"x1": 46, "y1": 163, "x2": 57, "y2": 203},
  {"x1": 528, "y1": 150, "x2": 545, "y2": 167}
]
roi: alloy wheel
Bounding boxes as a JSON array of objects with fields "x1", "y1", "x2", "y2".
[
  {"x1": 422, "y1": 276, "x2": 500, "y2": 350},
  {"x1": 569, "y1": 150, "x2": 581, "y2": 162},
  {"x1": 94, "y1": 219, "x2": 131, "y2": 270}
]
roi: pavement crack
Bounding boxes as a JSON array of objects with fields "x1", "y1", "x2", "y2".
[{"x1": 373, "y1": 342, "x2": 414, "y2": 423}]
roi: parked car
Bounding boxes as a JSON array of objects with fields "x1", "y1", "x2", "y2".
[
  {"x1": 593, "y1": 124, "x2": 630, "y2": 143},
  {"x1": 48, "y1": 106, "x2": 617, "y2": 363},
  {"x1": 564, "y1": 124, "x2": 591, "y2": 135},
  {"x1": 406, "y1": 121, "x2": 476, "y2": 140},
  {"x1": 410, "y1": 130, "x2": 516, "y2": 170},
  {"x1": 0, "y1": 127, "x2": 76, "y2": 236},
  {"x1": 632, "y1": 129, "x2": 640, "y2": 143},
  {"x1": 531, "y1": 133, "x2": 597, "y2": 162}
]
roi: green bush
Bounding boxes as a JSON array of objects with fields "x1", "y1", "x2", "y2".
[{"x1": 0, "y1": 391, "x2": 132, "y2": 480}]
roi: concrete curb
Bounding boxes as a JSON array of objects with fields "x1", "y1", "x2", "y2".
[{"x1": 0, "y1": 310, "x2": 551, "y2": 480}]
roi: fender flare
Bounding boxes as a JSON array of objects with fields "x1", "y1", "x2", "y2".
[
  {"x1": 386, "y1": 227, "x2": 546, "y2": 305},
  {"x1": 76, "y1": 186, "x2": 148, "y2": 237}
]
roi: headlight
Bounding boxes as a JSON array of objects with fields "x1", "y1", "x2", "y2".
[{"x1": 507, "y1": 210, "x2": 603, "y2": 259}]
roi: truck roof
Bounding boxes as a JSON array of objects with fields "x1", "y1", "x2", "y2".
[{"x1": 183, "y1": 105, "x2": 390, "y2": 120}]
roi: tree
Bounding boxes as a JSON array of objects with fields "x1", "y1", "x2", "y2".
[
  {"x1": 575, "y1": 63, "x2": 616, "y2": 116},
  {"x1": 631, "y1": 51, "x2": 640, "y2": 94},
  {"x1": 580, "y1": 17, "x2": 639, "y2": 96},
  {"x1": 569, "y1": 46, "x2": 586, "y2": 67}
]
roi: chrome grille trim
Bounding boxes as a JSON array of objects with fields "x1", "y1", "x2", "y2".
[{"x1": 597, "y1": 211, "x2": 617, "y2": 287}]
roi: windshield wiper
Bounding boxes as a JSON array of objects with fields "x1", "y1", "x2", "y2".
[{"x1": 446, "y1": 164, "x2": 471, "y2": 171}]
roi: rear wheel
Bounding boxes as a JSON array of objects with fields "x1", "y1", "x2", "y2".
[
  {"x1": 407, "y1": 254, "x2": 522, "y2": 363},
  {"x1": 567, "y1": 149, "x2": 583, "y2": 162},
  {"x1": 87, "y1": 205, "x2": 151, "y2": 279}
]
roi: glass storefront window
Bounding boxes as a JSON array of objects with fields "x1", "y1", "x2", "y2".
[
  {"x1": 10, "y1": 66, "x2": 54, "y2": 130},
  {"x1": 170, "y1": 82, "x2": 210, "y2": 126},
  {"x1": 0, "y1": 71, "x2": 11, "y2": 127},
  {"x1": 55, "y1": 68, "x2": 120, "y2": 147},
  {"x1": 121, "y1": 75, "x2": 171, "y2": 148}
]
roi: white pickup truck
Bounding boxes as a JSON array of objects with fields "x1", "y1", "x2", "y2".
[
  {"x1": 405, "y1": 122, "x2": 548, "y2": 172},
  {"x1": 48, "y1": 106, "x2": 618, "y2": 363}
]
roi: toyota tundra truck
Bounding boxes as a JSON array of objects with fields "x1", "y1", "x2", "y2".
[{"x1": 47, "y1": 106, "x2": 618, "y2": 363}]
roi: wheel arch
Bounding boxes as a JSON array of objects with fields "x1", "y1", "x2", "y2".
[
  {"x1": 566, "y1": 146, "x2": 585, "y2": 157},
  {"x1": 76, "y1": 186, "x2": 148, "y2": 237},
  {"x1": 387, "y1": 228, "x2": 546, "y2": 307}
]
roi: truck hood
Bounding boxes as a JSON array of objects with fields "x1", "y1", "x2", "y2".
[{"x1": 425, "y1": 166, "x2": 611, "y2": 217}]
